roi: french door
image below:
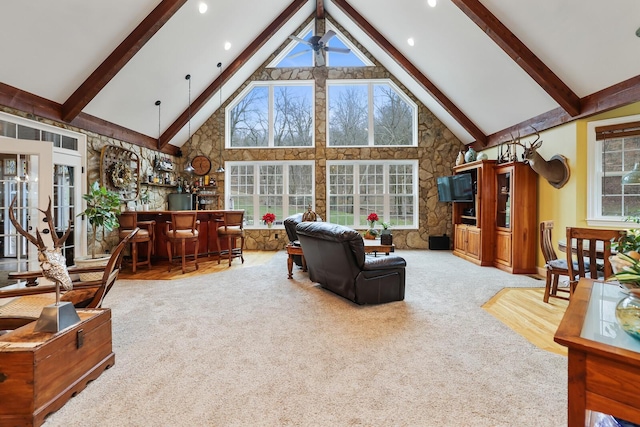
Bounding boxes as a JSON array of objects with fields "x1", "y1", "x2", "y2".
[{"x1": 0, "y1": 137, "x2": 83, "y2": 287}]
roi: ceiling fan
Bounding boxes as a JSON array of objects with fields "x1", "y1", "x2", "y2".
[{"x1": 287, "y1": 30, "x2": 351, "y2": 66}]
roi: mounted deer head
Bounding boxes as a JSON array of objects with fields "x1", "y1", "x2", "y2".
[
  {"x1": 9, "y1": 196, "x2": 73, "y2": 292},
  {"x1": 511, "y1": 127, "x2": 571, "y2": 189}
]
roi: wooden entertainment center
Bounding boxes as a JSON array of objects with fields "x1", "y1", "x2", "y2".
[{"x1": 452, "y1": 159, "x2": 537, "y2": 274}]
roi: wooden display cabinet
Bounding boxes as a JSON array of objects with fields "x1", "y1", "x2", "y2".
[
  {"x1": 493, "y1": 162, "x2": 537, "y2": 274},
  {"x1": 452, "y1": 159, "x2": 496, "y2": 266}
]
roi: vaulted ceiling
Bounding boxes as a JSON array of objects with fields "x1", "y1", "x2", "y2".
[{"x1": 2, "y1": 0, "x2": 639, "y2": 155}]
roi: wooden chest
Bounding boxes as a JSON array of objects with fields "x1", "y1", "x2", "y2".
[{"x1": 0, "y1": 309, "x2": 114, "y2": 427}]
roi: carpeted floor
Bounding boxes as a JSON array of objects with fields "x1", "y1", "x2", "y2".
[{"x1": 45, "y1": 250, "x2": 567, "y2": 426}]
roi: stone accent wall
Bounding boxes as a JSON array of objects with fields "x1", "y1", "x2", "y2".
[
  {"x1": 180, "y1": 16, "x2": 463, "y2": 250},
  {"x1": 0, "y1": 105, "x2": 177, "y2": 256},
  {"x1": 0, "y1": 15, "x2": 464, "y2": 254}
]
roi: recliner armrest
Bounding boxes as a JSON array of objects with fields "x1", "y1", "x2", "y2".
[{"x1": 362, "y1": 255, "x2": 406, "y2": 270}]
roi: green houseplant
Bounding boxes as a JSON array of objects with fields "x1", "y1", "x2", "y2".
[{"x1": 78, "y1": 181, "x2": 121, "y2": 259}]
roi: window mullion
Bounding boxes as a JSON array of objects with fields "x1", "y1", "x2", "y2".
[
  {"x1": 268, "y1": 85, "x2": 274, "y2": 148},
  {"x1": 368, "y1": 83, "x2": 374, "y2": 146}
]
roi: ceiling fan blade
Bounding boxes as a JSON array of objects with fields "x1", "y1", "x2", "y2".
[
  {"x1": 324, "y1": 46, "x2": 351, "y2": 54},
  {"x1": 314, "y1": 49, "x2": 325, "y2": 66},
  {"x1": 287, "y1": 49, "x2": 311, "y2": 60},
  {"x1": 317, "y1": 30, "x2": 336, "y2": 46},
  {"x1": 288, "y1": 35, "x2": 311, "y2": 46}
]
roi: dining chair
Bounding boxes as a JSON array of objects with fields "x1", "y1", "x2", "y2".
[
  {"x1": 540, "y1": 221, "x2": 572, "y2": 302},
  {"x1": 217, "y1": 210, "x2": 245, "y2": 266},
  {"x1": 165, "y1": 212, "x2": 200, "y2": 274},
  {"x1": 565, "y1": 227, "x2": 625, "y2": 293}
]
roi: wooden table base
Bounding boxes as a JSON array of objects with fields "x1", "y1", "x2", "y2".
[{"x1": 286, "y1": 244, "x2": 307, "y2": 279}]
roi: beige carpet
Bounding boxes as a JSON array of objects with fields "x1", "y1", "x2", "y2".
[{"x1": 45, "y1": 250, "x2": 566, "y2": 426}]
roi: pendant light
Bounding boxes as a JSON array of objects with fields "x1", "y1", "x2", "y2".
[
  {"x1": 622, "y1": 163, "x2": 640, "y2": 185},
  {"x1": 215, "y1": 62, "x2": 225, "y2": 173},
  {"x1": 184, "y1": 74, "x2": 194, "y2": 173}
]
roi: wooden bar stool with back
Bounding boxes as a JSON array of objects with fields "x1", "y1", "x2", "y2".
[
  {"x1": 217, "y1": 210, "x2": 245, "y2": 266},
  {"x1": 165, "y1": 211, "x2": 200, "y2": 274},
  {"x1": 118, "y1": 212, "x2": 155, "y2": 273}
]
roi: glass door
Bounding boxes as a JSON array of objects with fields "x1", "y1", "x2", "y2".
[
  {"x1": 0, "y1": 137, "x2": 53, "y2": 286},
  {"x1": 53, "y1": 151, "x2": 82, "y2": 268},
  {"x1": 496, "y1": 169, "x2": 511, "y2": 229}
]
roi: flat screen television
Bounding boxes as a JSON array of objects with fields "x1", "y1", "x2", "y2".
[{"x1": 437, "y1": 173, "x2": 474, "y2": 202}]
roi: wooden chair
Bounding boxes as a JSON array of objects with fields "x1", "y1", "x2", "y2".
[
  {"x1": 118, "y1": 212, "x2": 155, "y2": 273},
  {"x1": 217, "y1": 210, "x2": 245, "y2": 266},
  {"x1": 165, "y1": 212, "x2": 200, "y2": 274},
  {"x1": 540, "y1": 221, "x2": 572, "y2": 302},
  {"x1": 565, "y1": 227, "x2": 625, "y2": 293},
  {"x1": 0, "y1": 228, "x2": 138, "y2": 331}
]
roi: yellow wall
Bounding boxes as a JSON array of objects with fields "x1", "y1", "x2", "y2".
[{"x1": 481, "y1": 102, "x2": 640, "y2": 273}]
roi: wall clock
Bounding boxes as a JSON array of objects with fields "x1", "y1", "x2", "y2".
[{"x1": 191, "y1": 155, "x2": 211, "y2": 176}]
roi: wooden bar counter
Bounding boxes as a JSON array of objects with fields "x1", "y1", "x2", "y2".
[{"x1": 135, "y1": 210, "x2": 228, "y2": 260}]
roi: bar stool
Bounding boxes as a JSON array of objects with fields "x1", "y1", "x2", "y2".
[
  {"x1": 118, "y1": 212, "x2": 155, "y2": 273},
  {"x1": 165, "y1": 212, "x2": 200, "y2": 274},
  {"x1": 217, "y1": 210, "x2": 245, "y2": 266}
]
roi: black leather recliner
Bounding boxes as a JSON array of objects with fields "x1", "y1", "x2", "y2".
[
  {"x1": 295, "y1": 221, "x2": 406, "y2": 305},
  {"x1": 284, "y1": 213, "x2": 322, "y2": 266}
]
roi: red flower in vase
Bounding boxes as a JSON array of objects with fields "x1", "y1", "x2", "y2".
[{"x1": 262, "y1": 212, "x2": 276, "y2": 224}]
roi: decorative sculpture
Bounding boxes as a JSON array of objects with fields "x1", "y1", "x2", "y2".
[
  {"x1": 8, "y1": 196, "x2": 79, "y2": 332},
  {"x1": 512, "y1": 127, "x2": 570, "y2": 189},
  {"x1": 302, "y1": 205, "x2": 317, "y2": 222}
]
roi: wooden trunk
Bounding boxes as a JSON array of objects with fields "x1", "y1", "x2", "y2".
[{"x1": 0, "y1": 309, "x2": 114, "y2": 427}]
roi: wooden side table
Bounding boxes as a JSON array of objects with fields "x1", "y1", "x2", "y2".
[
  {"x1": 555, "y1": 278, "x2": 640, "y2": 426},
  {"x1": 286, "y1": 243, "x2": 307, "y2": 279},
  {"x1": 0, "y1": 309, "x2": 114, "y2": 427}
]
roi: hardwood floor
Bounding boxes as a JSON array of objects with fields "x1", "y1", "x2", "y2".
[
  {"x1": 483, "y1": 287, "x2": 569, "y2": 356},
  {"x1": 118, "y1": 250, "x2": 276, "y2": 280},
  {"x1": 119, "y1": 250, "x2": 569, "y2": 356}
]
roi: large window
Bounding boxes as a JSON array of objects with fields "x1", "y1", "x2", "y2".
[
  {"x1": 327, "y1": 160, "x2": 418, "y2": 228},
  {"x1": 327, "y1": 80, "x2": 417, "y2": 147},
  {"x1": 588, "y1": 115, "x2": 640, "y2": 226},
  {"x1": 226, "y1": 161, "x2": 314, "y2": 227},
  {"x1": 227, "y1": 81, "x2": 314, "y2": 148}
]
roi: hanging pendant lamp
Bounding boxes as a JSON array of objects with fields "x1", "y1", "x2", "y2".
[
  {"x1": 184, "y1": 74, "x2": 194, "y2": 173},
  {"x1": 622, "y1": 163, "x2": 640, "y2": 185},
  {"x1": 215, "y1": 62, "x2": 225, "y2": 173}
]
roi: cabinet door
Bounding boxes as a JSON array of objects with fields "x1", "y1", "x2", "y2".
[
  {"x1": 466, "y1": 227, "x2": 481, "y2": 258},
  {"x1": 495, "y1": 231, "x2": 512, "y2": 266},
  {"x1": 454, "y1": 225, "x2": 467, "y2": 252}
]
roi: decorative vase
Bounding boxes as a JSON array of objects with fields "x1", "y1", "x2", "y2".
[
  {"x1": 615, "y1": 289, "x2": 640, "y2": 340},
  {"x1": 380, "y1": 230, "x2": 393, "y2": 245},
  {"x1": 267, "y1": 222, "x2": 273, "y2": 229},
  {"x1": 456, "y1": 151, "x2": 465, "y2": 166},
  {"x1": 465, "y1": 147, "x2": 477, "y2": 163},
  {"x1": 364, "y1": 229, "x2": 378, "y2": 240}
]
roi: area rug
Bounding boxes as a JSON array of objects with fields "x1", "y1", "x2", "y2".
[{"x1": 45, "y1": 250, "x2": 567, "y2": 426}]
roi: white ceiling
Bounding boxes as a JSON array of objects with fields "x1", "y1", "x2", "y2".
[{"x1": 2, "y1": 0, "x2": 639, "y2": 147}]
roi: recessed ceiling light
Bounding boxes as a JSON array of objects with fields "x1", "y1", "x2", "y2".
[
  {"x1": 224, "y1": 42, "x2": 231, "y2": 51},
  {"x1": 407, "y1": 38, "x2": 415, "y2": 47},
  {"x1": 427, "y1": 0, "x2": 437, "y2": 7},
  {"x1": 198, "y1": 2, "x2": 208, "y2": 14}
]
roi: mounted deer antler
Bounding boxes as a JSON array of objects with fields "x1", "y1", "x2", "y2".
[
  {"x1": 511, "y1": 127, "x2": 571, "y2": 189},
  {"x1": 9, "y1": 196, "x2": 73, "y2": 292}
]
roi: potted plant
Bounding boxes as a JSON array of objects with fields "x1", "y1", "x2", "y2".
[
  {"x1": 380, "y1": 221, "x2": 393, "y2": 245},
  {"x1": 74, "y1": 182, "x2": 121, "y2": 278},
  {"x1": 262, "y1": 212, "x2": 276, "y2": 228},
  {"x1": 140, "y1": 188, "x2": 150, "y2": 211}
]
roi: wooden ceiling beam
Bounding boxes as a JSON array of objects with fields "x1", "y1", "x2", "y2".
[
  {"x1": 316, "y1": 0, "x2": 324, "y2": 19},
  {"x1": 486, "y1": 74, "x2": 640, "y2": 147},
  {"x1": 452, "y1": 0, "x2": 581, "y2": 117},
  {"x1": 0, "y1": 82, "x2": 178, "y2": 155},
  {"x1": 331, "y1": 0, "x2": 487, "y2": 146},
  {"x1": 61, "y1": 0, "x2": 187, "y2": 123},
  {"x1": 159, "y1": 0, "x2": 308, "y2": 149}
]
